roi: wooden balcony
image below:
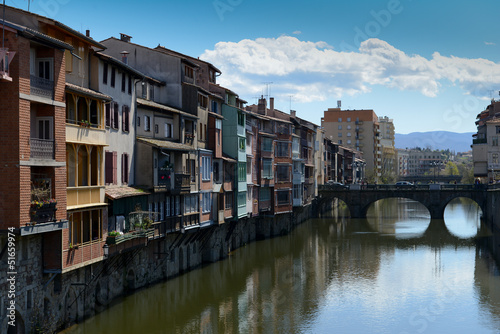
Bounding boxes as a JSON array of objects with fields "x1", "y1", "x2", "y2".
[
  {"x1": 173, "y1": 173, "x2": 191, "y2": 194},
  {"x1": 67, "y1": 186, "x2": 105, "y2": 208}
]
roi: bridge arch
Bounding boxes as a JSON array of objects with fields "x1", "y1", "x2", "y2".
[{"x1": 318, "y1": 185, "x2": 488, "y2": 220}]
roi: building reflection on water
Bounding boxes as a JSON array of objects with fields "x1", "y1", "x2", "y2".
[{"x1": 64, "y1": 198, "x2": 500, "y2": 334}]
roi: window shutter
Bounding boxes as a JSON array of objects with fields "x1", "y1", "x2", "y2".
[
  {"x1": 121, "y1": 154, "x2": 124, "y2": 184},
  {"x1": 105, "y1": 151, "x2": 113, "y2": 184},
  {"x1": 122, "y1": 105, "x2": 126, "y2": 131},
  {"x1": 112, "y1": 151, "x2": 117, "y2": 185}
]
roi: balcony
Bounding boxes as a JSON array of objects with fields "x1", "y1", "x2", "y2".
[
  {"x1": 473, "y1": 138, "x2": 487, "y2": 145},
  {"x1": 30, "y1": 75, "x2": 54, "y2": 99},
  {"x1": 155, "y1": 171, "x2": 190, "y2": 194},
  {"x1": 30, "y1": 202, "x2": 57, "y2": 224},
  {"x1": 259, "y1": 199, "x2": 272, "y2": 212},
  {"x1": 30, "y1": 138, "x2": 54, "y2": 160},
  {"x1": 174, "y1": 173, "x2": 191, "y2": 194}
]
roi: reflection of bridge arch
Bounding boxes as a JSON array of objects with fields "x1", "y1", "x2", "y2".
[{"x1": 318, "y1": 185, "x2": 487, "y2": 220}]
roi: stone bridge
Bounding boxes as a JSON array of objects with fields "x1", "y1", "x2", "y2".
[{"x1": 318, "y1": 184, "x2": 488, "y2": 219}]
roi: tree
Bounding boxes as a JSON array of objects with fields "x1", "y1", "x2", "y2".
[{"x1": 443, "y1": 161, "x2": 459, "y2": 176}]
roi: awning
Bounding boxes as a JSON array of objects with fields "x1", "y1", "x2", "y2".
[
  {"x1": 66, "y1": 83, "x2": 112, "y2": 101},
  {"x1": 105, "y1": 185, "x2": 149, "y2": 200},
  {"x1": 137, "y1": 137, "x2": 196, "y2": 152}
]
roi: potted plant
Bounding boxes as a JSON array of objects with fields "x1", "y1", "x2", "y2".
[{"x1": 106, "y1": 231, "x2": 121, "y2": 245}]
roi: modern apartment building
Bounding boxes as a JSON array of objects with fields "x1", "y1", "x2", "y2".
[{"x1": 321, "y1": 107, "x2": 382, "y2": 180}]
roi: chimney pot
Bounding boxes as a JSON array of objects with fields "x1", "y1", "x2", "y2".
[
  {"x1": 120, "y1": 51, "x2": 129, "y2": 64},
  {"x1": 86, "y1": 29, "x2": 90, "y2": 37}
]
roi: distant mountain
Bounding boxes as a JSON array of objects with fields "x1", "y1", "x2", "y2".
[{"x1": 395, "y1": 131, "x2": 475, "y2": 152}]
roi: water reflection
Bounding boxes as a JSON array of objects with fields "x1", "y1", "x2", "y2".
[
  {"x1": 64, "y1": 199, "x2": 500, "y2": 334},
  {"x1": 444, "y1": 197, "x2": 482, "y2": 238},
  {"x1": 366, "y1": 198, "x2": 430, "y2": 238}
]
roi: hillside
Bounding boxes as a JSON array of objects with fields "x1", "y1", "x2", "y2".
[{"x1": 395, "y1": 131, "x2": 474, "y2": 152}]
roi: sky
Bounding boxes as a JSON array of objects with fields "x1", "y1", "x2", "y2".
[{"x1": 9, "y1": 0, "x2": 500, "y2": 134}]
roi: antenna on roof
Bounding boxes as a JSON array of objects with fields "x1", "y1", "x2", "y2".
[
  {"x1": 289, "y1": 95, "x2": 293, "y2": 112},
  {"x1": 262, "y1": 82, "x2": 273, "y2": 100}
]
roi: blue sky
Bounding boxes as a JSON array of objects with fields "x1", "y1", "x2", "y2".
[{"x1": 10, "y1": 0, "x2": 500, "y2": 134}]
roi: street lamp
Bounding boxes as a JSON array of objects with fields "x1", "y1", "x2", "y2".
[{"x1": 103, "y1": 244, "x2": 109, "y2": 259}]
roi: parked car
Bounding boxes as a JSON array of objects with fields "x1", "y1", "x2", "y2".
[
  {"x1": 395, "y1": 181, "x2": 415, "y2": 189},
  {"x1": 326, "y1": 180, "x2": 349, "y2": 189}
]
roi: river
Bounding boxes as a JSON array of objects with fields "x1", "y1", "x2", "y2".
[{"x1": 63, "y1": 198, "x2": 500, "y2": 333}]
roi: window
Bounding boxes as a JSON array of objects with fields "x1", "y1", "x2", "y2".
[
  {"x1": 128, "y1": 75, "x2": 132, "y2": 95},
  {"x1": 175, "y1": 196, "x2": 180, "y2": 215},
  {"x1": 202, "y1": 156, "x2": 211, "y2": 181},
  {"x1": 225, "y1": 192, "x2": 233, "y2": 210},
  {"x1": 112, "y1": 102, "x2": 119, "y2": 129},
  {"x1": 275, "y1": 142, "x2": 289, "y2": 157},
  {"x1": 110, "y1": 67, "x2": 115, "y2": 88},
  {"x1": 212, "y1": 100, "x2": 218, "y2": 114},
  {"x1": 137, "y1": 116, "x2": 140, "y2": 127},
  {"x1": 184, "y1": 195, "x2": 198, "y2": 214},
  {"x1": 339, "y1": 140, "x2": 342, "y2": 144},
  {"x1": 36, "y1": 58, "x2": 53, "y2": 80},
  {"x1": 237, "y1": 112, "x2": 245, "y2": 126},
  {"x1": 493, "y1": 153, "x2": 499, "y2": 164},
  {"x1": 202, "y1": 192, "x2": 211, "y2": 213},
  {"x1": 105, "y1": 151, "x2": 117, "y2": 185},
  {"x1": 496, "y1": 126, "x2": 500, "y2": 134},
  {"x1": 160, "y1": 201, "x2": 164, "y2": 221},
  {"x1": 154, "y1": 202, "x2": 159, "y2": 222},
  {"x1": 347, "y1": 125, "x2": 351, "y2": 130},
  {"x1": 276, "y1": 164, "x2": 289, "y2": 182},
  {"x1": 260, "y1": 187, "x2": 270, "y2": 201},
  {"x1": 239, "y1": 138, "x2": 245, "y2": 151},
  {"x1": 103, "y1": 63, "x2": 108, "y2": 84},
  {"x1": 493, "y1": 136, "x2": 499, "y2": 146},
  {"x1": 338, "y1": 125, "x2": 342, "y2": 130},
  {"x1": 184, "y1": 65, "x2": 194, "y2": 79},
  {"x1": 36, "y1": 117, "x2": 53, "y2": 140},
  {"x1": 347, "y1": 117, "x2": 351, "y2": 122},
  {"x1": 277, "y1": 190, "x2": 290, "y2": 205},
  {"x1": 165, "y1": 122, "x2": 173, "y2": 138},
  {"x1": 149, "y1": 84, "x2": 154, "y2": 100},
  {"x1": 144, "y1": 115, "x2": 151, "y2": 132},
  {"x1": 262, "y1": 159, "x2": 273, "y2": 179},
  {"x1": 293, "y1": 184, "x2": 302, "y2": 200},
  {"x1": 347, "y1": 132, "x2": 351, "y2": 137},
  {"x1": 142, "y1": 83, "x2": 147, "y2": 99},
  {"x1": 238, "y1": 163, "x2": 246, "y2": 182},
  {"x1": 347, "y1": 140, "x2": 351, "y2": 144},
  {"x1": 262, "y1": 137, "x2": 273, "y2": 152},
  {"x1": 338, "y1": 118, "x2": 342, "y2": 122},
  {"x1": 122, "y1": 153, "x2": 129, "y2": 184},
  {"x1": 155, "y1": 124, "x2": 159, "y2": 134},
  {"x1": 198, "y1": 94, "x2": 208, "y2": 109},
  {"x1": 165, "y1": 197, "x2": 171, "y2": 217},
  {"x1": 105, "y1": 103, "x2": 111, "y2": 127},
  {"x1": 215, "y1": 119, "x2": 222, "y2": 129},
  {"x1": 122, "y1": 105, "x2": 129, "y2": 132},
  {"x1": 238, "y1": 192, "x2": 246, "y2": 207},
  {"x1": 187, "y1": 159, "x2": 196, "y2": 182},
  {"x1": 121, "y1": 72, "x2": 126, "y2": 92},
  {"x1": 338, "y1": 133, "x2": 342, "y2": 137}
]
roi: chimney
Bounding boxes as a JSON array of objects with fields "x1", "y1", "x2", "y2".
[
  {"x1": 86, "y1": 29, "x2": 90, "y2": 37},
  {"x1": 258, "y1": 96, "x2": 266, "y2": 115},
  {"x1": 120, "y1": 51, "x2": 129, "y2": 64},
  {"x1": 290, "y1": 110, "x2": 296, "y2": 117},
  {"x1": 120, "y1": 33, "x2": 132, "y2": 43},
  {"x1": 270, "y1": 97, "x2": 274, "y2": 115},
  {"x1": 337, "y1": 100, "x2": 341, "y2": 108}
]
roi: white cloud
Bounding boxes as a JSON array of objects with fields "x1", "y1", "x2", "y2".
[
  {"x1": 200, "y1": 36, "x2": 500, "y2": 103},
  {"x1": 485, "y1": 41, "x2": 495, "y2": 45},
  {"x1": 293, "y1": 30, "x2": 301, "y2": 35}
]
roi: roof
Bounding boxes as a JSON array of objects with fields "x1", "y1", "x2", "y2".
[
  {"x1": 105, "y1": 185, "x2": 149, "y2": 200},
  {"x1": 208, "y1": 111, "x2": 224, "y2": 119},
  {"x1": 137, "y1": 98, "x2": 198, "y2": 119},
  {"x1": 137, "y1": 137, "x2": 197, "y2": 152},
  {"x1": 0, "y1": 19, "x2": 73, "y2": 51},
  {"x1": 95, "y1": 52, "x2": 164, "y2": 85},
  {"x1": 66, "y1": 83, "x2": 112, "y2": 101},
  {"x1": 1, "y1": 5, "x2": 104, "y2": 49},
  {"x1": 154, "y1": 45, "x2": 222, "y2": 74}
]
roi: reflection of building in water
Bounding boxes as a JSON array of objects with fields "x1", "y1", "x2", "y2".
[{"x1": 474, "y1": 246, "x2": 500, "y2": 329}]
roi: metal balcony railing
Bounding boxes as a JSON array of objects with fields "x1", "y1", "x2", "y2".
[
  {"x1": 30, "y1": 75, "x2": 54, "y2": 99},
  {"x1": 30, "y1": 138, "x2": 54, "y2": 159}
]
